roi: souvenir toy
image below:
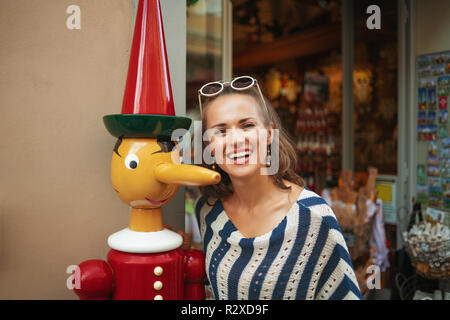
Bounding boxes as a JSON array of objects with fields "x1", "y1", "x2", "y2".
[{"x1": 72, "y1": 0, "x2": 220, "y2": 300}]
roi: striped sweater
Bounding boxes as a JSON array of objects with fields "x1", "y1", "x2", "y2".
[{"x1": 195, "y1": 188, "x2": 362, "y2": 300}]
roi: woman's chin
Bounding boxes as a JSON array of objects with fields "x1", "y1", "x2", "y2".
[{"x1": 221, "y1": 163, "x2": 262, "y2": 179}]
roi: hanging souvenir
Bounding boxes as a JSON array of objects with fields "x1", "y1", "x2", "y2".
[
  {"x1": 427, "y1": 87, "x2": 437, "y2": 110},
  {"x1": 439, "y1": 95, "x2": 447, "y2": 110},
  {"x1": 303, "y1": 72, "x2": 329, "y2": 104},
  {"x1": 280, "y1": 78, "x2": 301, "y2": 103},
  {"x1": 353, "y1": 69, "x2": 373, "y2": 105},
  {"x1": 419, "y1": 88, "x2": 427, "y2": 110},
  {"x1": 322, "y1": 56, "x2": 343, "y2": 114},
  {"x1": 265, "y1": 68, "x2": 282, "y2": 100}
]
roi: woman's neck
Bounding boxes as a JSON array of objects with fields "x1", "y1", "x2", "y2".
[{"x1": 228, "y1": 173, "x2": 279, "y2": 209}]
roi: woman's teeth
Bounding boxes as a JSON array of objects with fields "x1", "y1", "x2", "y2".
[{"x1": 227, "y1": 150, "x2": 252, "y2": 160}]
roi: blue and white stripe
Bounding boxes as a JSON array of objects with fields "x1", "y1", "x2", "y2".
[{"x1": 195, "y1": 189, "x2": 362, "y2": 300}]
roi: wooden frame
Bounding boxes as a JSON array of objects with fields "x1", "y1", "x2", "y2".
[{"x1": 233, "y1": 23, "x2": 342, "y2": 70}]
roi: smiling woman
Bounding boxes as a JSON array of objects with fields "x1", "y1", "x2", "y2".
[
  {"x1": 194, "y1": 76, "x2": 362, "y2": 300},
  {"x1": 199, "y1": 78, "x2": 304, "y2": 201}
]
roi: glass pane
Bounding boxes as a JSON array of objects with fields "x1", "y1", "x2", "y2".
[
  {"x1": 353, "y1": 0, "x2": 398, "y2": 175},
  {"x1": 185, "y1": 0, "x2": 223, "y2": 252},
  {"x1": 187, "y1": 0, "x2": 223, "y2": 120},
  {"x1": 233, "y1": 0, "x2": 343, "y2": 193}
]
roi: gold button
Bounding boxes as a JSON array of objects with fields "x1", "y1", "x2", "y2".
[
  {"x1": 154, "y1": 266, "x2": 163, "y2": 276},
  {"x1": 154, "y1": 295, "x2": 163, "y2": 300},
  {"x1": 154, "y1": 281, "x2": 163, "y2": 291}
]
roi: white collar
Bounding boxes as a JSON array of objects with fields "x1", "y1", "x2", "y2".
[{"x1": 107, "y1": 227, "x2": 183, "y2": 253}]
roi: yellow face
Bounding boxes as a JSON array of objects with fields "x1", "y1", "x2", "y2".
[{"x1": 111, "y1": 138, "x2": 179, "y2": 209}]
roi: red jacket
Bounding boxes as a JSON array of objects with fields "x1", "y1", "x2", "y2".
[{"x1": 73, "y1": 228, "x2": 205, "y2": 300}]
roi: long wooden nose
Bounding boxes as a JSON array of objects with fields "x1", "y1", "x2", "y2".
[{"x1": 154, "y1": 163, "x2": 221, "y2": 186}]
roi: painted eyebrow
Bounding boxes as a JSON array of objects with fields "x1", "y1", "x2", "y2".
[
  {"x1": 152, "y1": 139, "x2": 176, "y2": 154},
  {"x1": 210, "y1": 117, "x2": 257, "y2": 128},
  {"x1": 113, "y1": 136, "x2": 124, "y2": 157}
]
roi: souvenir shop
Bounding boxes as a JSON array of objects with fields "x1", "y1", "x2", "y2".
[{"x1": 186, "y1": 0, "x2": 450, "y2": 299}]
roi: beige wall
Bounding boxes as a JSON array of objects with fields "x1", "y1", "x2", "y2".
[
  {"x1": 0, "y1": 0, "x2": 186, "y2": 299},
  {"x1": 417, "y1": 0, "x2": 450, "y2": 55}
]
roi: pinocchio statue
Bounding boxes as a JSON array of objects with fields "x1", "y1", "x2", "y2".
[{"x1": 72, "y1": 0, "x2": 220, "y2": 300}]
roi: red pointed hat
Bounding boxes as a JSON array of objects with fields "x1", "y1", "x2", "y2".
[{"x1": 104, "y1": 0, "x2": 191, "y2": 138}]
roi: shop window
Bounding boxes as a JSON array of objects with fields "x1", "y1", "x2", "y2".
[
  {"x1": 233, "y1": 0, "x2": 343, "y2": 193},
  {"x1": 187, "y1": 0, "x2": 223, "y2": 119},
  {"x1": 185, "y1": 0, "x2": 223, "y2": 251},
  {"x1": 353, "y1": 0, "x2": 398, "y2": 176}
]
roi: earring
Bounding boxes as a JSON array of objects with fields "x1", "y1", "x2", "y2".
[
  {"x1": 266, "y1": 145, "x2": 271, "y2": 167},
  {"x1": 212, "y1": 158, "x2": 216, "y2": 170}
]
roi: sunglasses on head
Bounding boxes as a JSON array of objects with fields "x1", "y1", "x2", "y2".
[{"x1": 197, "y1": 76, "x2": 269, "y2": 117}]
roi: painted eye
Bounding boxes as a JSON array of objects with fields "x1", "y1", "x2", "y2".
[{"x1": 125, "y1": 154, "x2": 139, "y2": 169}]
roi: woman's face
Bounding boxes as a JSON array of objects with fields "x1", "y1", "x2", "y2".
[{"x1": 204, "y1": 94, "x2": 271, "y2": 180}]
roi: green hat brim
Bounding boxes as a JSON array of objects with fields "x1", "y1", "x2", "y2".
[{"x1": 103, "y1": 114, "x2": 192, "y2": 139}]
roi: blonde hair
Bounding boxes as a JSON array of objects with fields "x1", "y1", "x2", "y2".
[{"x1": 198, "y1": 84, "x2": 304, "y2": 204}]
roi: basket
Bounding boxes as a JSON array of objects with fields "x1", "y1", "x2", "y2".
[
  {"x1": 403, "y1": 237, "x2": 450, "y2": 279},
  {"x1": 341, "y1": 221, "x2": 372, "y2": 260},
  {"x1": 331, "y1": 198, "x2": 374, "y2": 261}
]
